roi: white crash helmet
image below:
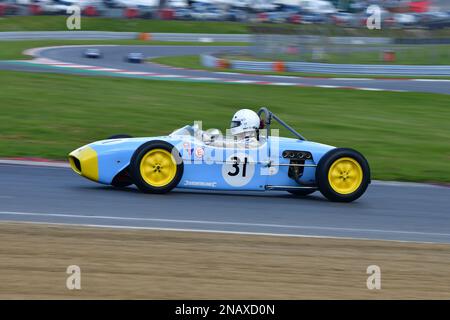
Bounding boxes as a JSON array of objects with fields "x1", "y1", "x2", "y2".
[{"x1": 230, "y1": 109, "x2": 260, "y2": 136}]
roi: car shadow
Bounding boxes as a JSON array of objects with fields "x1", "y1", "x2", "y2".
[{"x1": 72, "y1": 184, "x2": 338, "y2": 204}]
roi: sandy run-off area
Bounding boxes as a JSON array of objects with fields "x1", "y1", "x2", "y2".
[{"x1": 0, "y1": 222, "x2": 449, "y2": 299}]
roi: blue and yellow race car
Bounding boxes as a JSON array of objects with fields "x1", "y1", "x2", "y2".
[{"x1": 69, "y1": 108, "x2": 370, "y2": 202}]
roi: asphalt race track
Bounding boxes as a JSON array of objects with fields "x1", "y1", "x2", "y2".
[
  {"x1": 0, "y1": 163, "x2": 449, "y2": 244},
  {"x1": 1, "y1": 45, "x2": 450, "y2": 94},
  {"x1": 1, "y1": 44, "x2": 449, "y2": 244}
]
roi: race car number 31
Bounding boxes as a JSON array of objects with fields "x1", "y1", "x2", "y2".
[{"x1": 222, "y1": 153, "x2": 255, "y2": 187}]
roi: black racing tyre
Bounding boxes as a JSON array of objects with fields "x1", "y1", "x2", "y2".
[
  {"x1": 288, "y1": 189, "x2": 317, "y2": 197},
  {"x1": 107, "y1": 134, "x2": 132, "y2": 139},
  {"x1": 316, "y1": 148, "x2": 370, "y2": 202},
  {"x1": 129, "y1": 140, "x2": 184, "y2": 194}
]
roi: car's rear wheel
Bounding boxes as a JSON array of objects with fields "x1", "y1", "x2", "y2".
[
  {"x1": 129, "y1": 141, "x2": 183, "y2": 194},
  {"x1": 316, "y1": 148, "x2": 370, "y2": 202}
]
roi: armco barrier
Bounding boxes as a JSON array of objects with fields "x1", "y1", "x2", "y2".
[
  {"x1": 0, "y1": 31, "x2": 250, "y2": 42},
  {"x1": 201, "y1": 54, "x2": 219, "y2": 68},
  {"x1": 0, "y1": 32, "x2": 415, "y2": 45},
  {"x1": 4, "y1": 31, "x2": 450, "y2": 46},
  {"x1": 201, "y1": 53, "x2": 450, "y2": 76},
  {"x1": 148, "y1": 33, "x2": 251, "y2": 42},
  {"x1": 285, "y1": 61, "x2": 450, "y2": 76},
  {"x1": 0, "y1": 31, "x2": 138, "y2": 40}
]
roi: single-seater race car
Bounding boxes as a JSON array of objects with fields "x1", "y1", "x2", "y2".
[
  {"x1": 69, "y1": 108, "x2": 370, "y2": 202},
  {"x1": 125, "y1": 52, "x2": 144, "y2": 63},
  {"x1": 83, "y1": 48, "x2": 102, "y2": 59}
]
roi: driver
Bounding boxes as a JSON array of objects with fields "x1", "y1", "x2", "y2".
[
  {"x1": 203, "y1": 109, "x2": 262, "y2": 148},
  {"x1": 229, "y1": 109, "x2": 261, "y2": 148}
]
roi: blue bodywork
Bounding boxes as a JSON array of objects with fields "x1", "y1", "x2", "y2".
[{"x1": 70, "y1": 126, "x2": 336, "y2": 191}]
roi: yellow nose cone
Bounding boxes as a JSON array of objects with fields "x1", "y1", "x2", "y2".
[{"x1": 68, "y1": 146, "x2": 99, "y2": 182}]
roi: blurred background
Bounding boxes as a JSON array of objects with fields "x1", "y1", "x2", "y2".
[
  {"x1": 1, "y1": 0, "x2": 450, "y2": 28},
  {"x1": 1, "y1": 0, "x2": 450, "y2": 64},
  {"x1": 1, "y1": 0, "x2": 449, "y2": 27},
  {"x1": 1, "y1": 0, "x2": 449, "y2": 26}
]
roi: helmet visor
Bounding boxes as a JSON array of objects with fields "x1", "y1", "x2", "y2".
[{"x1": 230, "y1": 120, "x2": 241, "y2": 128}]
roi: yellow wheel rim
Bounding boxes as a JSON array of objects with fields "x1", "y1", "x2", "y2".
[
  {"x1": 139, "y1": 149, "x2": 177, "y2": 187},
  {"x1": 328, "y1": 157, "x2": 363, "y2": 195}
]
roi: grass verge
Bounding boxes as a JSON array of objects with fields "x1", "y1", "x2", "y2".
[
  {"x1": 0, "y1": 16, "x2": 250, "y2": 33},
  {"x1": 0, "y1": 70, "x2": 449, "y2": 182}
]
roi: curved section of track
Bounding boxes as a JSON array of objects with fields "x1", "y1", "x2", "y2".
[
  {"x1": 1, "y1": 45, "x2": 450, "y2": 94},
  {"x1": 1, "y1": 163, "x2": 449, "y2": 244}
]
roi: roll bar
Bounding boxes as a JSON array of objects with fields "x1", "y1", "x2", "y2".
[{"x1": 257, "y1": 107, "x2": 306, "y2": 141}]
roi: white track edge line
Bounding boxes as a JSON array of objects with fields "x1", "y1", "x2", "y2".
[
  {"x1": 1, "y1": 211, "x2": 450, "y2": 238},
  {"x1": 0, "y1": 219, "x2": 443, "y2": 245}
]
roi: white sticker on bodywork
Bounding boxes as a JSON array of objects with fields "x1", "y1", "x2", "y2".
[{"x1": 222, "y1": 153, "x2": 255, "y2": 187}]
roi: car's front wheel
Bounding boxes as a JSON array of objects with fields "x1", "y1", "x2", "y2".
[
  {"x1": 316, "y1": 148, "x2": 370, "y2": 202},
  {"x1": 129, "y1": 141, "x2": 184, "y2": 194}
]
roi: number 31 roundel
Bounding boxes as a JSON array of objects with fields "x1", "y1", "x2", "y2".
[{"x1": 221, "y1": 153, "x2": 255, "y2": 187}]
